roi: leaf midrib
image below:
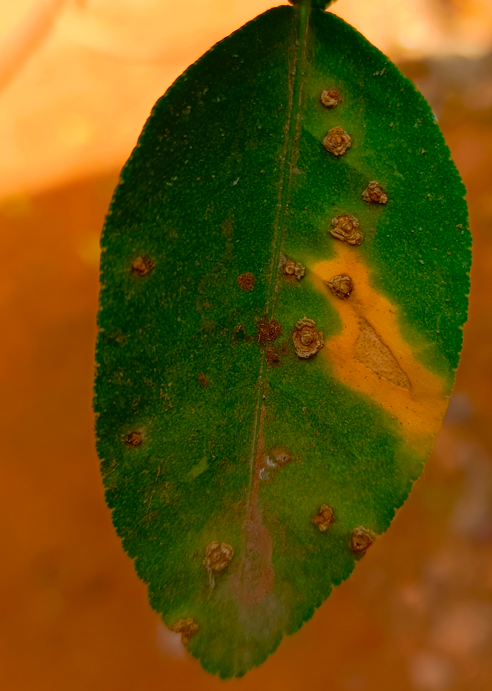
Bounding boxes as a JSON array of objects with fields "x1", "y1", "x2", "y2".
[{"x1": 245, "y1": 4, "x2": 312, "y2": 538}]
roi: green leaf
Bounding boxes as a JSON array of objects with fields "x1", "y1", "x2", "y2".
[{"x1": 95, "y1": 0, "x2": 470, "y2": 678}]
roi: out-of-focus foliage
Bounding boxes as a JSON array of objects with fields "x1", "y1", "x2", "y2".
[{"x1": 1, "y1": 0, "x2": 491, "y2": 198}]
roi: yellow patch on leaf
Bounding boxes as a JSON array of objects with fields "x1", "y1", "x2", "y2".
[{"x1": 310, "y1": 244, "x2": 447, "y2": 447}]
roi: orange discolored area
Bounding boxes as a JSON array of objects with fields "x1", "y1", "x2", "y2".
[{"x1": 310, "y1": 243, "x2": 448, "y2": 449}]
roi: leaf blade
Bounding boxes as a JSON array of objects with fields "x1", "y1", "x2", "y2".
[{"x1": 95, "y1": 4, "x2": 470, "y2": 678}]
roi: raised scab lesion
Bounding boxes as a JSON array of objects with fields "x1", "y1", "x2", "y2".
[
  {"x1": 313, "y1": 504, "x2": 334, "y2": 532},
  {"x1": 131, "y1": 255, "x2": 154, "y2": 276},
  {"x1": 323, "y1": 126, "x2": 352, "y2": 157},
  {"x1": 330, "y1": 215, "x2": 363, "y2": 246},
  {"x1": 350, "y1": 526, "x2": 377, "y2": 555},
  {"x1": 282, "y1": 256, "x2": 305, "y2": 280},
  {"x1": 203, "y1": 541, "x2": 234, "y2": 588},
  {"x1": 124, "y1": 431, "x2": 143, "y2": 447},
  {"x1": 325, "y1": 274, "x2": 354, "y2": 300},
  {"x1": 171, "y1": 617, "x2": 199, "y2": 646},
  {"x1": 320, "y1": 88, "x2": 343, "y2": 108},
  {"x1": 362, "y1": 181, "x2": 388, "y2": 204},
  {"x1": 292, "y1": 318, "x2": 324, "y2": 359}
]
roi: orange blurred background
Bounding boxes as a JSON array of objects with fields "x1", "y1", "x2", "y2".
[{"x1": 1, "y1": 1, "x2": 492, "y2": 690}]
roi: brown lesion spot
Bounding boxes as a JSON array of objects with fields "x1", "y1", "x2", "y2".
[
  {"x1": 362, "y1": 181, "x2": 388, "y2": 204},
  {"x1": 229, "y1": 317, "x2": 285, "y2": 366},
  {"x1": 330, "y1": 215, "x2": 363, "y2": 245},
  {"x1": 237, "y1": 273, "x2": 256, "y2": 291},
  {"x1": 325, "y1": 274, "x2": 354, "y2": 300},
  {"x1": 283, "y1": 258, "x2": 306, "y2": 280},
  {"x1": 321, "y1": 88, "x2": 343, "y2": 108},
  {"x1": 256, "y1": 316, "x2": 282, "y2": 346},
  {"x1": 355, "y1": 317, "x2": 410, "y2": 390},
  {"x1": 313, "y1": 504, "x2": 335, "y2": 532},
  {"x1": 203, "y1": 541, "x2": 234, "y2": 575},
  {"x1": 234, "y1": 319, "x2": 284, "y2": 365},
  {"x1": 350, "y1": 526, "x2": 377, "y2": 555},
  {"x1": 292, "y1": 317, "x2": 324, "y2": 359},
  {"x1": 124, "y1": 431, "x2": 143, "y2": 447},
  {"x1": 131, "y1": 255, "x2": 154, "y2": 276},
  {"x1": 197, "y1": 372, "x2": 209, "y2": 387},
  {"x1": 171, "y1": 618, "x2": 199, "y2": 646},
  {"x1": 323, "y1": 126, "x2": 352, "y2": 157}
]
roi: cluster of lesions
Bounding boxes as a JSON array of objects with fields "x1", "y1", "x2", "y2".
[
  {"x1": 168, "y1": 541, "x2": 234, "y2": 646},
  {"x1": 125, "y1": 94, "x2": 385, "y2": 640},
  {"x1": 234, "y1": 86, "x2": 390, "y2": 366},
  {"x1": 176, "y1": 506, "x2": 375, "y2": 642},
  {"x1": 312, "y1": 502, "x2": 377, "y2": 556},
  {"x1": 122, "y1": 427, "x2": 377, "y2": 644},
  {"x1": 320, "y1": 82, "x2": 388, "y2": 232},
  {"x1": 237, "y1": 298, "x2": 325, "y2": 367},
  {"x1": 268, "y1": 88, "x2": 391, "y2": 366},
  {"x1": 318, "y1": 86, "x2": 410, "y2": 389}
]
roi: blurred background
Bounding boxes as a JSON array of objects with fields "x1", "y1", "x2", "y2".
[{"x1": 1, "y1": 1, "x2": 491, "y2": 689}]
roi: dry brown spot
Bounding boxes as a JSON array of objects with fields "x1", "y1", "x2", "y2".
[
  {"x1": 237, "y1": 273, "x2": 256, "y2": 291},
  {"x1": 203, "y1": 541, "x2": 234, "y2": 574},
  {"x1": 322, "y1": 126, "x2": 352, "y2": 157},
  {"x1": 362, "y1": 181, "x2": 388, "y2": 204},
  {"x1": 350, "y1": 526, "x2": 376, "y2": 555},
  {"x1": 259, "y1": 445, "x2": 293, "y2": 481},
  {"x1": 124, "y1": 431, "x2": 142, "y2": 447},
  {"x1": 171, "y1": 618, "x2": 199, "y2": 646},
  {"x1": 197, "y1": 372, "x2": 209, "y2": 387},
  {"x1": 292, "y1": 317, "x2": 324, "y2": 359},
  {"x1": 321, "y1": 88, "x2": 343, "y2": 108},
  {"x1": 131, "y1": 255, "x2": 154, "y2": 276},
  {"x1": 256, "y1": 316, "x2": 282, "y2": 346},
  {"x1": 325, "y1": 274, "x2": 354, "y2": 299},
  {"x1": 283, "y1": 258, "x2": 305, "y2": 280},
  {"x1": 330, "y1": 215, "x2": 363, "y2": 245},
  {"x1": 313, "y1": 504, "x2": 334, "y2": 532},
  {"x1": 269, "y1": 446, "x2": 293, "y2": 468},
  {"x1": 355, "y1": 316, "x2": 410, "y2": 390},
  {"x1": 229, "y1": 405, "x2": 275, "y2": 606}
]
